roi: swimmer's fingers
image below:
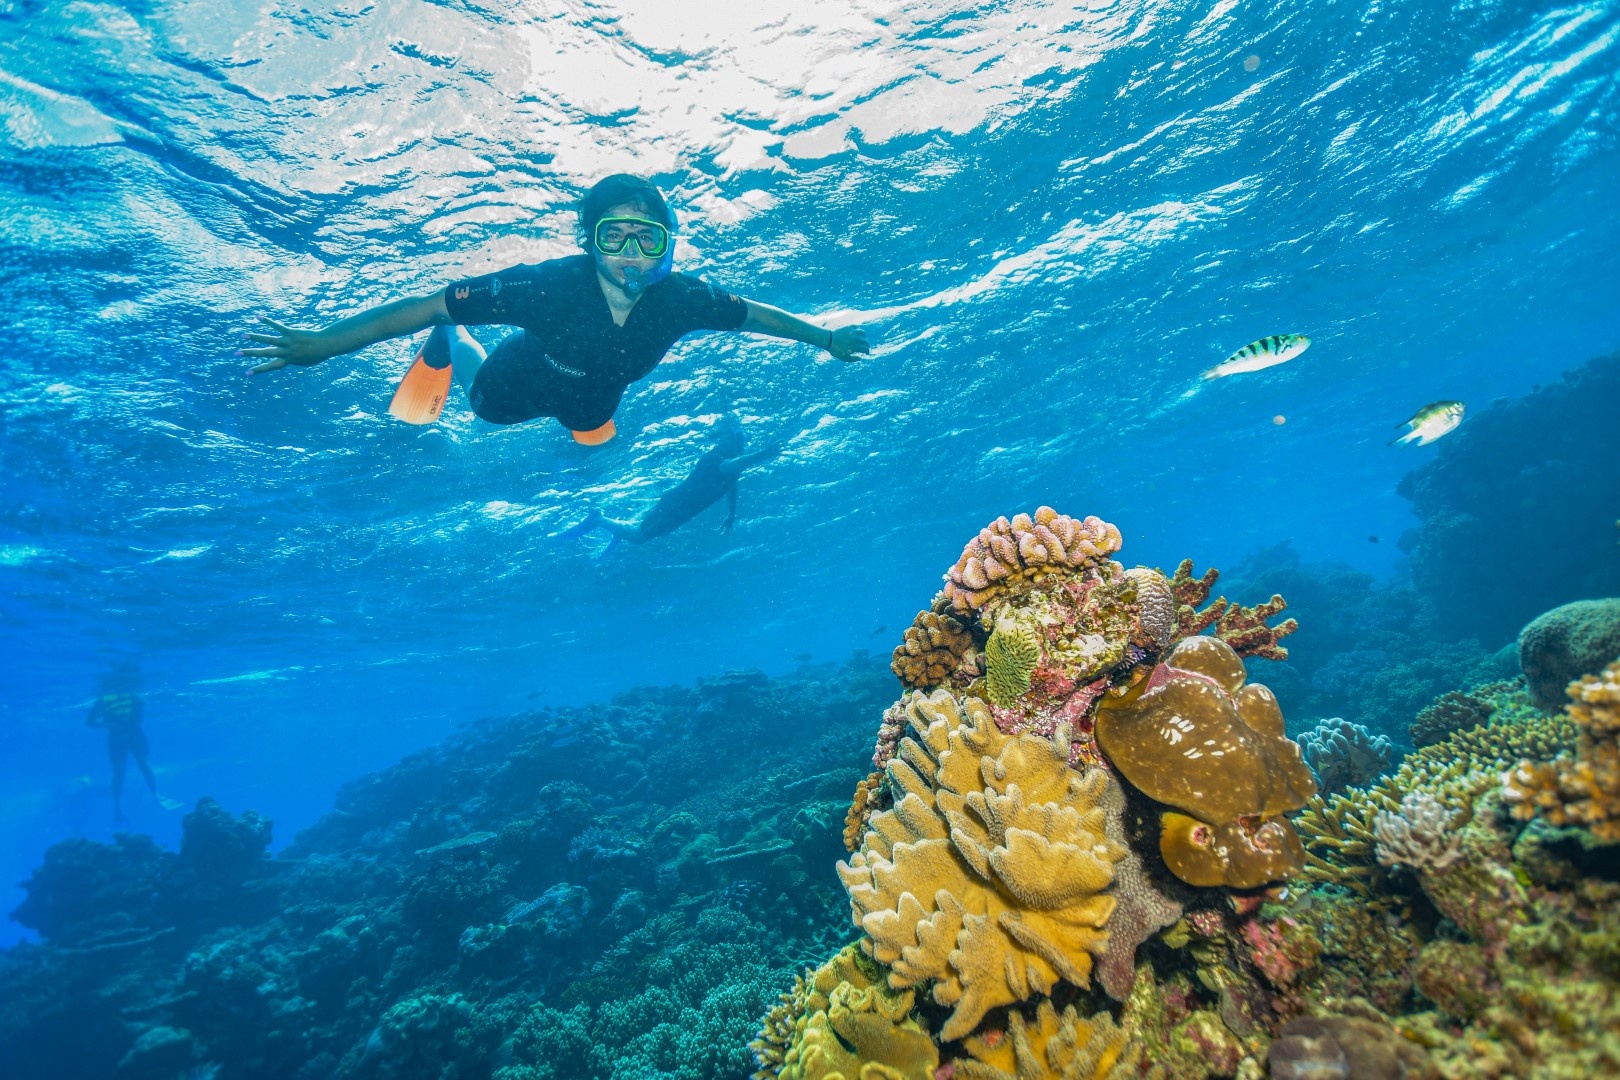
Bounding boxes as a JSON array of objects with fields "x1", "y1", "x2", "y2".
[
  {"x1": 828, "y1": 326, "x2": 871, "y2": 362},
  {"x1": 258, "y1": 316, "x2": 296, "y2": 335},
  {"x1": 246, "y1": 356, "x2": 290, "y2": 375}
]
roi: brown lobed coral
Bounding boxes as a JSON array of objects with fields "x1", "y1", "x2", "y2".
[
  {"x1": 1410, "y1": 687, "x2": 1497, "y2": 748},
  {"x1": 1503, "y1": 657, "x2": 1620, "y2": 843},
  {"x1": 836, "y1": 690, "x2": 1124, "y2": 1042},
  {"x1": 942, "y1": 508, "x2": 1123, "y2": 615}
]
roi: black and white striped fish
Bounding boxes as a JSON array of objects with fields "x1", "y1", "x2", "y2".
[{"x1": 1201, "y1": 333, "x2": 1311, "y2": 380}]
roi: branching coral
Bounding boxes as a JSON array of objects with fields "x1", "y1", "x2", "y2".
[
  {"x1": 1298, "y1": 717, "x2": 1397, "y2": 795},
  {"x1": 892, "y1": 600, "x2": 977, "y2": 691},
  {"x1": 750, "y1": 944, "x2": 937, "y2": 1080},
  {"x1": 1372, "y1": 791, "x2": 1461, "y2": 872},
  {"x1": 1160, "y1": 560, "x2": 1297, "y2": 659},
  {"x1": 836, "y1": 690, "x2": 1124, "y2": 1041},
  {"x1": 1504, "y1": 657, "x2": 1620, "y2": 843},
  {"x1": 942, "y1": 508, "x2": 1123, "y2": 615},
  {"x1": 954, "y1": 998, "x2": 1127, "y2": 1080}
]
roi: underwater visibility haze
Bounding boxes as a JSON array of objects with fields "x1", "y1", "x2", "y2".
[{"x1": 3, "y1": 0, "x2": 1620, "y2": 1077}]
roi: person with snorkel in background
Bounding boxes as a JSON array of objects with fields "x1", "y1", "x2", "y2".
[
  {"x1": 85, "y1": 664, "x2": 180, "y2": 822},
  {"x1": 243, "y1": 174, "x2": 871, "y2": 447}
]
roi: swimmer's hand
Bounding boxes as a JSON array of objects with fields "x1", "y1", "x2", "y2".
[
  {"x1": 827, "y1": 326, "x2": 870, "y2": 363},
  {"x1": 241, "y1": 317, "x2": 338, "y2": 374}
]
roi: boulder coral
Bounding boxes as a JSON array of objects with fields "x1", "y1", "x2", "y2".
[
  {"x1": 836, "y1": 690, "x2": 1124, "y2": 1041},
  {"x1": 1504, "y1": 656, "x2": 1620, "y2": 843},
  {"x1": 1518, "y1": 598, "x2": 1620, "y2": 710}
]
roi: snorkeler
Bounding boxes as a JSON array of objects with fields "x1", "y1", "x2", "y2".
[
  {"x1": 85, "y1": 672, "x2": 165, "y2": 822},
  {"x1": 563, "y1": 414, "x2": 782, "y2": 554},
  {"x1": 243, "y1": 174, "x2": 871, "y2": 444}
]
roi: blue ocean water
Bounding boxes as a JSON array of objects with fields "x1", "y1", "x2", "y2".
[{"x1": 1, "y1": 0, "x2": 1617, "y2": 967}]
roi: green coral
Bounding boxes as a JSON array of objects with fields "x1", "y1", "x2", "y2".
[{"x1": 984, "y1": 616, "x2": 1040, "y2": 706}]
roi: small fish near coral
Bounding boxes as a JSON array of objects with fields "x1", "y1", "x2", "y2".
[
  {"x1": 1201, "y1": 333, "x2": 1311, "y2": 380},
  {"x1": 1390, "y1": 400, "x2": 1464, "y2": 447}
]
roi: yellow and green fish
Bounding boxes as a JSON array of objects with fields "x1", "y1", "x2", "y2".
[
  {"x1": 1391, "y1": 400, "x2": 1464, "y2": 446},
  {"x1": 1200, "y1": 333, "x2": 1311, "y2": 380}
]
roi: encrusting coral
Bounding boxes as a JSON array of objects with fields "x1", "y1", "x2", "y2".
[
  {"x1": 750, "y1": 944, "x2": 937, "y2": 1080},
  {"x1": 836, "y1": 690, "x2": 1124, "y2": 1041},
  {"x1": 1504, "y1": 656, "x2": 1620, "y2": 843},
  {"x1": 955, "y1": 998, "x2": 1127, "y2": 1080}
]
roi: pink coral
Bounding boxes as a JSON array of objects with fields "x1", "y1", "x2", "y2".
[{"x1": 942, "y1": 507, "x2": 1122, "y2": 615}]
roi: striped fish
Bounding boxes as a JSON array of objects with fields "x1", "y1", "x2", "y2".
[
  {"x1": 1201, "y1": 333, "x2": 1311, "y2": 380},
  {"x1": 1391, "y1": 400, "x2": 1464, "y2": 447}
]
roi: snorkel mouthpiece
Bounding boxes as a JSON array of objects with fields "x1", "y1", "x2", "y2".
[{"x1": 619, "y1": 246, "x2": 674, "y2": 296}]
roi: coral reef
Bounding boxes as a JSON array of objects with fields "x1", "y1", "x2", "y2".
[
  {"x1": 1518, "y1": 598, "x2": 1620, "y2": 710},
  {"x1": 1268, "y1": 1012, "x2": 1435, "y2": 1079},
  {"x1": 837, "y1": 690, "x2": 1123, "y2": 1041},
  {"x1": 1297, "y1": 716, "x2": 1397, "y2": 795},
  {"x1": 1504, "y1": 656, "x2": 1620, "y2": 843},
  {"x1": 1162, "y1": 559, "x2": 1298, "y2": 660},
  {"x1": 842, "y1": 771, "x2": 883, "y2": 854}
]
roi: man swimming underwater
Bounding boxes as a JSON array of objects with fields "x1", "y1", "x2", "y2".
[
  {"x1": 564, "y1": 414, "x2": 782, "y2": 554},
  {"x1": 243, "y1": 174, "x2": 871, "y2": 444}
]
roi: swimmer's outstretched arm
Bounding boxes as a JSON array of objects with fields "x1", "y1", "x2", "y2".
[
  {"x1": 739, "y1": 301, "x2": 870, "y2": 362},
  {"x1": 242, "y1": 289, "x2": 451, "y2": 374}
]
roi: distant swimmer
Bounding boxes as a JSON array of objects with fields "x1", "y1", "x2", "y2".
[
  {"x1": 243, "y1": 174, "x2": 871, "y2": 445},
  {"x1": 1201, "y1": 333, "x2": 1311, "y2": 380},
  {"x1": 1391, "y1": 400, "x2": 1464, "y2": 447},
  {"x1": 85, "y1": 668, "x2": 179, "y2": 821},
  {"x1": 562, "y1": 414, "x2": 782, "y2": 554}
]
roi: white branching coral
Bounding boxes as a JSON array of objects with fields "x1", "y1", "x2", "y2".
[{"x1": 1373, "y1": 791, "x2": 1461, "y2": 871}]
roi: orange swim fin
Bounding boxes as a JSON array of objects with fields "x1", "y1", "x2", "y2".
[
  {"x1": 570, "y1": 419, "x2": 617, "y2": 446},
  {"x1": 388, "y1": 329, "x2": 454, "y2": 425}
]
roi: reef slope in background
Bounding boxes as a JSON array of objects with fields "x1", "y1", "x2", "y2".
[{"x1": 3, "y1": 355, "x2": 1619, "y2": 1080}]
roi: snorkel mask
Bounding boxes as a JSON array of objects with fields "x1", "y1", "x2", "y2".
[{"x1": 590, "y1": 215, "x2": 674, "y2": 296}]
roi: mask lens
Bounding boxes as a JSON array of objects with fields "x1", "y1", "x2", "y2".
[{"x1": 594, "y1": 217, "x2": 669, "y2": 259}]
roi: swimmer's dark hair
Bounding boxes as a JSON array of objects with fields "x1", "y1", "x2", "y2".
[{"x1": 578, "y1": 174, "x2": 675, "y2": 236}]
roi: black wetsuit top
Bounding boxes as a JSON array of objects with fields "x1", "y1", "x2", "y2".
[{"x1": 444, "y1": 255, "x2": 748, "y2": 431}]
